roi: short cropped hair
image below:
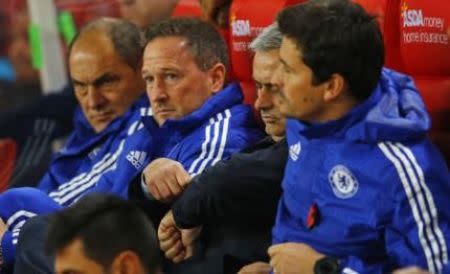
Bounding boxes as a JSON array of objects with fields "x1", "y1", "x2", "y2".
[
  {"x1": 143, "y1": 17, "x2": 230, "y2": 72},
  {"x1": 277, "y1": 0, "x2": 384, "y2": 101},
  {"x1": 69, "y1": 17, "x2": 143, "y2": 70},
  {"x1": 46, "y1": 194, "x2": 160, "y2": 274},
  {"x1": 249, "y1": 23, "x2": 283, "y2": 52}
]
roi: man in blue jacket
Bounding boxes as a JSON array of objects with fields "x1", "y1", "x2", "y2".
[
  {"x1": 0, "y1": 17, "x2": 147, "y2": 272},
  {"x1": 154, "y1": 23, "x2": 287, "y2": 274},
  {"x1": 257, "y1": 1, "x2": 450, "y2": 274},
  {"x1": 1, "y1": 17, "x2": 262, "y2": 273},
  {"x1": 76, "y1": 17, "x2": 262, "y2": 203}
]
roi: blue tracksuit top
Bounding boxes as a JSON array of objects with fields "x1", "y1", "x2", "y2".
[
  {"x1": 57, "y1": 81, "x2": 263, "y2": 201},
  {"x1": 44, "y1": 82, "x2": 262, "y2": 204},
  {"x1": 37, "y1": 94, "x2": 148, "y2": 197},
  {"x1": 0, "y1": 82, "x2": 263, "y2": 268},
  {"x1": 0, "y1": 94, "x2": 147, "y2": 269},
  {"x1": 272, "y1": 69, "x2": 450, "y2": 274}
]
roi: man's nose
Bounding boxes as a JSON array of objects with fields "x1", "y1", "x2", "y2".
[
  {"x1": 254, "y1": 88, "x2": 273, "y2": 111},
  {"x1": 87, "y1": 86, "x2": 107, "y2": 109},
  {"x1": 147, "y1": 78, "x2": 168, "y2": 103}
]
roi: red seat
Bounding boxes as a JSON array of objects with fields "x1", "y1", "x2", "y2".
[
  {"x1": 228, "y1": 0, "x2": 306, "y2": 106},
  {"x1": 353, "y1": 0, "x2": 404, "y2": 71},
  {"x1": 0, "y1": 139, "x2": 17, "y2": 193},
  {"x1": 55, "y1": 0, "x2": 120, "y2": 29},
  {"x1": 355, "y1": 0, "x2": 450, "y2": 164},
  {"x1": 399, "y1": 0, "x2": 450, "y2": 164},
  {"x1": 172, "y1": 0, "x2": 202, "y2": 18}
]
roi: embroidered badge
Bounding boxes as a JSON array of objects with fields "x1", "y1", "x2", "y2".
[
  {"x1": 328, "y1": 165, "x2": 359, "y2": 199},
  {"x1": 126, "y1": 150, "x2": 147, "y2": 169},
  {"x1": 289, "y1": 141, "x2": 301, "y2": 161}
]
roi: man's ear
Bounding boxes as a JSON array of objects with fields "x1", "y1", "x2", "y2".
[
  {"x1": 322, "y1": 73, "x2": 346, "y2": 102},
  {"x1": 111, "y1": 251, "x2": 143, "y2": 274},
  {"x1": 207, "y1": 63, "x2": 226, "y2": 94}
]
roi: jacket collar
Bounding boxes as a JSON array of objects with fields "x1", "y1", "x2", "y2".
[
  {"x1": 142, "y1": 82, "x2": 243, "y2": 135},
  {"x1": 290, "y1": 68, "x2": 430, "y2": 143},
  {"x1": 63, "y1": 94, "x2": 147, "y2": 155}
]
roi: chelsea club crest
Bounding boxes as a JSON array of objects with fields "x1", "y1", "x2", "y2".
[{"x1": 328, "y1": 165, "x2": 359, "y2": 199}]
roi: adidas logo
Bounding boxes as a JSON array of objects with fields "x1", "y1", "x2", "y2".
[
  {"x1": 289, "y1": 142, "x2": 301, "y2": 161},
  {"x1": 126, "y1": 150, "x2": 147, "y2": 169},
  {"x1": 88, "y1": 147, "x2": 101, "y2": 160}
]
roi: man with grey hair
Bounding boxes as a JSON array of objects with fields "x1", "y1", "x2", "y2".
[{"x1": 155, "y1": 23, "x2": 287, "y2": 274}]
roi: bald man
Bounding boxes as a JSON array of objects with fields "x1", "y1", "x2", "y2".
[{"x1": 0, "y1": 18, "x2": 146, "y2": 272}]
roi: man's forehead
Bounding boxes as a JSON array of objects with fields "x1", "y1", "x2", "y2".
[
  {"x1": 70, "y1": 53, "x2": 119, "y2": 78},
  {"x1": 70, "y1": 30, "x2": 117, "y2": 60},
  {"x1": 69, "y1": 36, "x2": 125, "y2": 79},
  {"x1": 70, "y1": 48, "x2": 113, "y2": 64},
  {"x1": 254, "y1": 50, "x2": 280, "y2": 67},
  {"x1": 253, "y1": 51, "x2": 280, "y2": 79},
  {"x1": 144, "y1": 36, "x2": 192, "y2": 58},
  {"x1": 142, "y1": 38, "x2": 198, "y2": 73}
]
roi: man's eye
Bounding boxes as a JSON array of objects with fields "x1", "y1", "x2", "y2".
[
  {"x1": 269, "y1": 84, "x2": 280, "y2": 93},
  {"x1": 98, "y1": 78, "x2": 117, "y2": 87},
  {"x1": 165, "y1": 73, "x2": 179, "y2": 81},
  {"x1": 144, "y1": 76, "x2": 154, "y2": 84},
  {"x1": 104, "y1": 78, "x2": 115, "y2": 84},
  {"x1": 74, "y1": 84, "x2": 87, "y2": 95}
]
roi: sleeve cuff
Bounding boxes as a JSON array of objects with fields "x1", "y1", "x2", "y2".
[
  {"x1": 1, "y1": 231, "x2": 15, "y2": 267},
  {"x1": 172, "y1": 201, "x2": 197, "y2": 229},
  {"x1": 140, "y1": 173, "x2": 157, "y2": 201}
]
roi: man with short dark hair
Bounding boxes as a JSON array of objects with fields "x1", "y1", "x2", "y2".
[
  {"x1": 47, "y1": 194, "x2": 160, "y2": 274},
  {"x1": 254, "y1": 1, "x2": 450, "y2": 273},
  {"x1": 155, "y1": 23, "x2": 286, "y2": 274},
  {"x1": 131, "y1": 17, "x2": 262, "y2": 204}
]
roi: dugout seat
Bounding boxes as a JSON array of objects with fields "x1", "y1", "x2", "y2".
[
  {"x1": 55, "y1": 0, "x2": 120, "y2": 29},
  {"x1": 172, "y1": 0, "x2": 202, "y2": 17},
  {"x1": 355, "y1": 0, "x2": 450, "y2": 164},
  {"x1": 0, "y1": 139, "x2": 17, "y2": 193},
  {"x1": 228, "y1": 0, "x2": 306, "y2": 106},
  {"x1": 399, "y1": 0, "x2": 450, "y2": 164}
]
